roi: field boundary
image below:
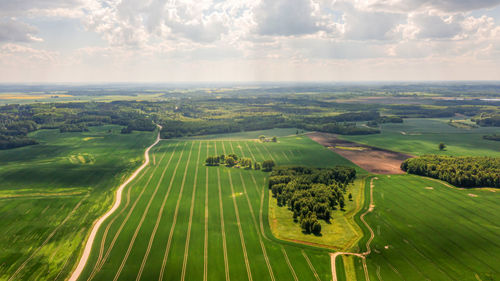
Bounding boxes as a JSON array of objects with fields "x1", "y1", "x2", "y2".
[
  {"x1": 68, "y1": 126, "x2": 162, "y2": 281},
  {"x1": 331, "y1": 176, "x2": 378, "y2": 281},
  {"x1": 134, "y1": 142, "x2": 186, "y2": 281},
  {"x1": 158, "y1": 141, "x2": 195, "y2": 281},
  {"x1": 88, "y1": 145, "x2": 171, "y2": 280},
  {"x1": 215, "y1": 142, "x2": 230, "y2": 281},
  {"x1": 181, "y1": 142, "x2": 202, "y2": 281},
  {"x1": 225, "y1": 142, "x2": 253, "y2": 281}
]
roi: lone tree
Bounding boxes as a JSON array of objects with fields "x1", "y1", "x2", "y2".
[
  {"x1": 439, "y1": 142, "x2": 446, "y2": 151},
  {"x1": 259, "y1": 135, "x2": 266, "y2": 142},
  {"x1": 262, "y1": 159, "x2": 275, "y2": 172},
  {"x1": 339, "y1": 197, "x2": 345, "y2": 210},
  {"x1": 254, "y1": 162, "x2": 261, "y2": 170},
  {"x1": 348, "y1": 193, "x2": 353, "y2": 201},
  {"x1": 271, "y1": 136, "x2": 277, "y2": 142}
]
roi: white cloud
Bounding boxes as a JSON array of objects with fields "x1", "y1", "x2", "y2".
[
  {"x1": 366, "y1": 0, "x2": 500, "y2": 13},
  {"x1": 0, "y1": 0, "x2": 83, "y2": 16},
  {"x1": 1, "y1": 0, "x2": 500, "y2": 81},
  {"x1": 0, "y1": 43, "x2": 57, "y2": 65},
  {"x1": 334, "y1": 1, "x2": 405, "y2": 40},
  {"x1": 0, "y1": 18, "x2": 42, "y2": 43},
  {"x1": 254, "y1": 0, "x2": 323, "y2": 36},
  {"x1": 411, "y1": 12, "x2": 463, "y2": 39}
]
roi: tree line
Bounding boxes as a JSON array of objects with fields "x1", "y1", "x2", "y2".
[
  {"x1": 473, "y1": 114, "x2": 500, "y2": 127},
  {"x1": 268, "y1": 166, "x2": 356, "y2": 235},
  {"x1": 205, "y1": 153, "x2": 275, "y2": 171},
  {"x1": 401, "y1": 155, "x2": 500, "y2": 188},
  {"x1": 483, "y1": 134, "x2": 500, "y2": 141},
  {"x1": 0, "y1": 102, "x2": 157, "y2": 150}
]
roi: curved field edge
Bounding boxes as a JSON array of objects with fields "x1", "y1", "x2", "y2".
[
  {"x1": 353, "y1": 176, "x2": 376, "y2": 254},
  {"x1": 0, "y1": 126, "x2": 156, "y2": 281},
  {"x1": 268, "y1": 176, "x2": 368, "y2": 251},
  {"x1": 75, "y1": 139, "x2": 335, "y2": 281},
  {"x1": 332, "y1": 175, "x2": 378, "y2": 280},
  {"x1": 67, "y1": 127, "x2": 161, "y2": 281},
  {"x1": 353, "y1": 174, "x2": 500, "y2": 281}
]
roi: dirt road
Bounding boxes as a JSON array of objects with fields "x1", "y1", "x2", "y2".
[
  {"x1": 331, "y1": 177, "x2": 378, "y2": 281},
  {"x1": 68, "y1": 126, "x2": 162, "y2": 281}
]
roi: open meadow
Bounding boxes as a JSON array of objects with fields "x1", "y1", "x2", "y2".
[
  {"x1": 340, "y1": 118, "x2": 500, "y2": 157},
  {"x1": 0, "y1": 126, "x2": 155, "y2": 280}
]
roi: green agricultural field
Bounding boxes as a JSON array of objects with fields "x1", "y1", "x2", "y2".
[
  {"x1": 0, "y1": 126, "x2": 155, "y2": 280},
  {"x1": 340, "y1": 118, "x2": 500, "y2": 157},
  {"x1": 184, "y1": 128, "x2": 307, "y2": 140},
  {"x1": 355, "y1": 174, "x2": 500, "y2": 281},
  {"x1": 76, "y1": 136, "x2": 364, "y2": 281}
]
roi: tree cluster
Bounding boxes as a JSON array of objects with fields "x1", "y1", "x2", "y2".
[
  {"x1": 60, "y1": 123, "x2": 89, "y2": 133},
  {"x1": 473, "y1": 114, "x2": 500, "y2": 127},
  {"x1": 401, "y1": 155, "x2": 500, "y2": 188},
  {"x1": 269, "y1": 166, "x2": 356, "y2": 235},
  {"x1": 205, "y1": 153, "x2": 270, "y2": 171},
  {"x1": 258, "y1": 135, "x2": 277, "y2": 142},
  {"x1": 0, "y1": 134, "x2": 38, "y2": 149},
  {"x1": 483, "y1": 134, "x2": 500, "y2": 141}
]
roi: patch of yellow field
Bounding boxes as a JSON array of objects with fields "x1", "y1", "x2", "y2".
[
  {"x1": 83, "y1": 137, "x2": 103, "y2": 141},
  {"x1": 334, "y1": 146, "x2": 367, "y2": 151},
  {"x1": 0, "y1": 94, "x2": 73, "y2": 100},
  {"x1": 231, "y1": 192, "x2": 244, "y2": 198},
  {"x1": 68, "y1": 153, "x2": 95, "y2": 164}
]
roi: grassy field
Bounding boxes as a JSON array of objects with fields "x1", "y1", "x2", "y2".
[
  {"x1": 355, "y1": 174, "x2": 500, "y2": 281},
  {"x1": 269, "y1": 178, "x2": 365, "y2": 250},
  {"x1": 75, "y1": 136, "x2": 365, "y2": 281},
  {"x1": 341, "y1": 118, "x2": 500, "y2": 157},
  {"x1": 0, "y1": 126, "x2": 155, "y2": 280},
  {"x1": 184, "y1": 128, "x2": 307, "y2": 140}
]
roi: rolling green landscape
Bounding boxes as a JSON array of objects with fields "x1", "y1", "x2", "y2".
[
  {"x1": 0, "y1": 84, "x2": 499, "y2": 281},
  {"x1": 77, "y1": 137, "x2": 341, "y2": 281},
  {"x1": 0, "y1": 126, "x2": 155, "y2": 280},
  {"x1": 340, "y1": 118, "x2": 500, "y2": 157},
  {"x1": 3, "y1": 0, "x2": 500, "y2": 278}
]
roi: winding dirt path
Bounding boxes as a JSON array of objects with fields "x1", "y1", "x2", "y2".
[
  {"x1": 331, "y1": 177, "x2": 378, "y2": 281},
  {"x1": 68, "y1": 126, "x2": 162, "y2": 281}
]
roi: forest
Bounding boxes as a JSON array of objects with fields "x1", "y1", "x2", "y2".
[
  {"x1": 401, "y1": 155, "x2": 500, "y2": 188},
  {"x1": 268, "y1": 166, "x2": 356, "y2": 235},
  {"x1": 1, "y1": 87, "x2": 499, "y2": 150}
]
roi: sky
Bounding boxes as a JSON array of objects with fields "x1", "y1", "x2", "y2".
[{"x1": 1, "y1": 0, "x2": 500, "y2": 82}]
